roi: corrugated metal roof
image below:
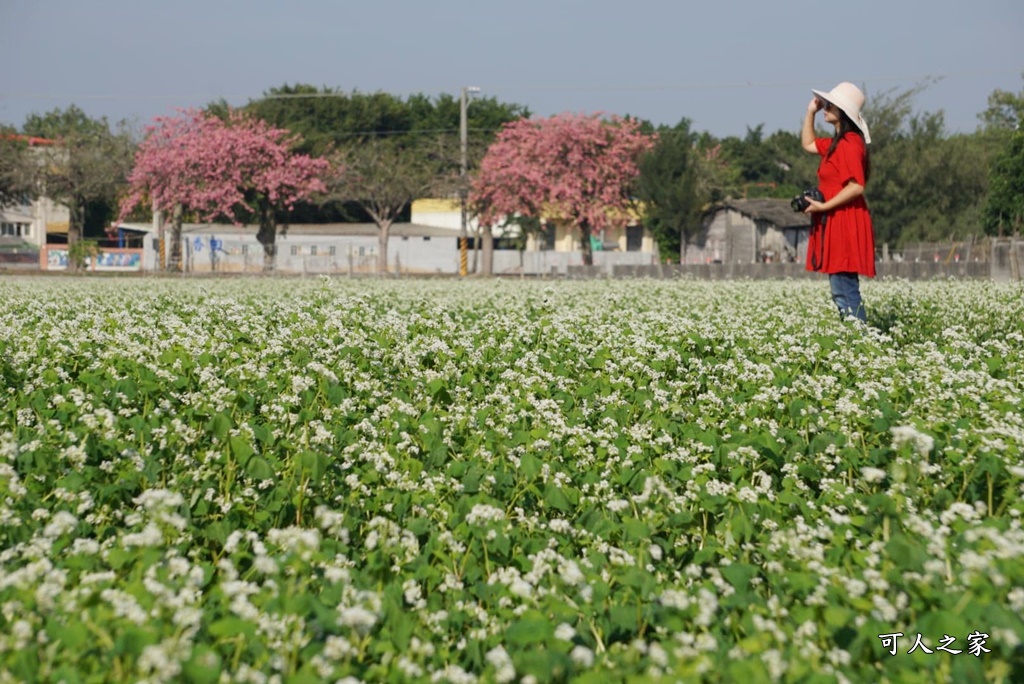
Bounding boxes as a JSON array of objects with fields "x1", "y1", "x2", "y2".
[{"x1": 709, "y1": 199, "x2": 811, "y2": 229}]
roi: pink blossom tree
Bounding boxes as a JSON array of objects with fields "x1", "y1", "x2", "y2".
[
  {"x1": 119, "y1": 108, "x2": 331, "y2": 271},
  {"x1": 471, "y1": 113, "x2": 654, "y2": 267}
]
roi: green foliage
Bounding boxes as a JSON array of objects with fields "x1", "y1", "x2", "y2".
[
  {"x1": 239, "y1": 84, "x2": 528, "y2": 160},
  {"x1": 978, "y1": 74, "x2": 1024, "y2": 131},
  {"x1": 870, "y1": 110, "x2": 994, "y2": 244},
  {"x1": 0, "y1": 135, "x2": 35, "y2": 208},
  {"x1": 67, "y1": 238, "x2": 99, "y2": 269},
  {"x1": 983, "y1": 128, "x2": 1024, "y2": 234},
  {"x1": 693, "y1": 80, "x2": 1009, "y2": 247},
  {"x1": 22, "y1": 104, "x2": 111, "y2": 141},
  {"x1": 846, "y1": 84, "x2": 995, "y2": 245},
  {"x1": 1, "y1": 278, "x2": 1023, "y2": 682},
  {"x1": 635, "y1": 118, "x2": 702, "y2": 261},
  {"x1": 230, "y1": 85, "x2": 529, "y2": 228},
  {"x1": 18, "y1": 105, "x2": 135, "y2": 255}
]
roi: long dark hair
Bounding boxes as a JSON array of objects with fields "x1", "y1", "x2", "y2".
[{"x1": 826, "y1": 110, "x2": 870, "y2": 182}]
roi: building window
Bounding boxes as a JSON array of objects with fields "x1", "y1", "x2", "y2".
[
  {"x1": 540, "y1": 223, "x2": 556, "y2": 250},
  {"x1": 329, "y1": 246, "x2": 336, "y2": 256},
  {"x1": 310, "y1": 245, "x2": 318, "y2": 256},
  {"x1": 290, "y1": 245, "x2": 299, "y2": 256},
  {"x1": 626, "y1": 225, "x2": 644, "y2": 252},
  {"x1": 0, "y1": 222, "x2": 30, "y2": 237},
  {"x1": 423, "y1": 236, "x2": 431, "y2": 242}
]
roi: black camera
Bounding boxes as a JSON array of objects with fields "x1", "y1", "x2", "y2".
[{"x1": 790, "y1": 187, "x2": 824, "y2": 213}]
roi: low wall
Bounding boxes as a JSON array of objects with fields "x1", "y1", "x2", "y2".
[
  {"x1": 40, "y1": 246, "x2": 145, "y2": 272},
  {"x1": 492, "y1": 251, "x2": 654, "y2": 276},
  {"x1": 612, "y1": 261, "x2": 995, "y2": 280}
]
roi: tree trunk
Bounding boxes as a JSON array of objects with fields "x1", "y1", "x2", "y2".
[
  {"x1": 378, "y1": 221, "x2": 391, "y2": 275},
  {"x1": 472, "y1": 224, "x2": 481, "y2": 273},
  {"x1": 168, "y1": 204, "x2": 184, "y2": 272},
  {"x1": 579, "y1": 219, "x2": 594, "y2": 266},
  {"x1": 481, "y1": 224, "x2": 494, "y2": 275},
  {"x1": 67, "y1": 198, "x2": 84, "y2": 272},
  {"x1": 256, "y1": 204, "x2": 277, "y2": 272}
]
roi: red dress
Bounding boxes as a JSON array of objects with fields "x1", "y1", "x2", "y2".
[{"x1": 805, "y1": 133, "x2": 875, "y2": 276}]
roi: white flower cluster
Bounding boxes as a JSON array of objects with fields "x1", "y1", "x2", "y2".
[{"x1": 891, "y1": 425, "x2": 935, "y2": 457}]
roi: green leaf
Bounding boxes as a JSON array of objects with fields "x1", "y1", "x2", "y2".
[
  {"x1": 886, "y1": 534, "x2": 926, "y2": 570},
  {"x1": 297, "y1": 450, "x2": 328, "y2": 484},
  {"x1": 721, "y1": 562, "x2": 757, "y2": 590},
  {"x1": 183, "y1": 646, "x2": 222, "y2": 684},
  {"x1": 229, "y1": 436, "x2": 254, "y2": 466},
  {"x1": 543, "y1": 485, "x2": 572, "y2": 512},
  {"x1": 622, "y1": 519, "x2": 649, "y2": 541},
  {"x1": 51, "y1": 619, "x2": 89, "y2": 650},
  {"x1": 208, "y1": 412, "x2": 232, "y2": 440},
  {"x1": 519, "y1": 453, "x2": 542, "y2": 481},
  {"x1": 823, "y1": 605, "x2": 854, "y2": 628},
  {"x1": 505, "y1": 612, "x2": 552, "y2": 646},
  {"x1": 246, "y1": 457, "x2": 274, "y2": 481},
  {"x1": 208, "y1": 617, "x2": 256, "y2": 640}
]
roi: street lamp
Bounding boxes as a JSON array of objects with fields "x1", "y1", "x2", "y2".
[{"x1": 459, "y1": 86, "x2": 480, "y2": 276}]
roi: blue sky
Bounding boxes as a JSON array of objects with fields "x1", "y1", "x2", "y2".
[{"x1": 1, "y1": 0, "x2": 1021, "y2": 138}]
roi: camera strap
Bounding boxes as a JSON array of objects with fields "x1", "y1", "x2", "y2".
[{"x1": 811, "y1": 215, "x2": 827, "y2": 270}]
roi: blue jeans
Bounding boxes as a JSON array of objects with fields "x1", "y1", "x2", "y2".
[{"x1": 829, "y1": 272, "x2": 866, "y2": 322}]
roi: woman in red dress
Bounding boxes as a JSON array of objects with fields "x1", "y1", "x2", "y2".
[{"x1": 800, "y1": 81, "x2": 875, "y2": 322}]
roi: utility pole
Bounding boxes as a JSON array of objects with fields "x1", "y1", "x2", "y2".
[{"x1": 459, "y1": 86, "x2": 479, "y2": 276}]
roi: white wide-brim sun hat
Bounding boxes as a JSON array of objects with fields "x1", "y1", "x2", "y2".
[{"x1": 812, "y1": 81, "x2": 871, "y2": 144}]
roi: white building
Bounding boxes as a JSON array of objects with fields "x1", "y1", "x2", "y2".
[{"x1": 410, "y1": 198, "x2": 659, "y2": 275}]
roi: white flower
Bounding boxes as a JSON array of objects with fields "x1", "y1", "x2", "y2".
[
  {"x1": 465, "y1": 504, "x2": 506, "y2": 526},
  {"x1": 660, "y1": 589, "x2": 691, "y2": 610},
  {"x1": 485, "y1": 645, "x2": 516, "y2": 683},
  {"x1": 338, "y1": 606, "x2": 378, "y2": 634},
  {"x1": 606, "y1": 499, "x2": 630, "y2": 513},
  {"x1": 42, "y1": 511, "x2": 78, "y2": 538},
  {"x1": 570, "y1": 645, "x2": 595, "y2": 668},
  {"x1": 555, "y1": 622, "x2": 576, "y2": 641},
  {"x1": 861, "y1": 467, "x2": 886, "y2": 483},
  {"x1": 891, "y1": 425, "x2": 934, "y2": 457}
]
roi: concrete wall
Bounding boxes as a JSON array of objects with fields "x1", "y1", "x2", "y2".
[
  {"x1": 613, "y1": 260, "x2": 996, "y2": 280},
  {"x1": 493, "y1": 250, "x2": 655, "y2": 276},
  {"x1": 991, "y1": 239, "x2": 1023, "y2": 282},
  {"x1": 176, "y1": 231, "x2": 462, "y2": 275}
]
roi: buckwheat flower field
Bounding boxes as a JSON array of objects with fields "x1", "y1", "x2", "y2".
[{"x1": 1, "y1": 275, "x2": 1022, "y2": 683}]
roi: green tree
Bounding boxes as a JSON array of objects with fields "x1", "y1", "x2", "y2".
[
  {"x1": 0, "y1": 127, "x2": 37, "y2": 208},
  {"x1": 635, "y1": 118, "x2": 701, "y2": 261},
  {"x1": 692, "y1": 133, "x2": 740, "y2": 205},
  {"x1": 326, "y1": 136, "x2": 443, "y2": 273},
  {"x1": 240, "y1": 85, "x2": 412, "y2": 157},
  {"x1": 235, "y1": 85, "x2": 529, "y2": 226},
  {"x1": 978, "y1": 75, "x2": 1024, "y2": 131},
  {"x1": 859, "y1": 83, "x2": 993, "y2": 245},
  {"x1": 22, "y1": 106, "x2": 135, "y2": 268},
  {"x1": 983, "y1": 128, "x2": 1024, "y2": 235}
]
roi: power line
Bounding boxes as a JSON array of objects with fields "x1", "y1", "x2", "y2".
[{"x1": 1, "y1": 68, "x2": 1020, "y2": 103}]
